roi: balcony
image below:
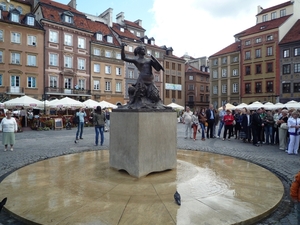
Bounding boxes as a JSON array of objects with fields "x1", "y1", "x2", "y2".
[
  {"x1": 45, "y1": 87, "x2": 91, "y2": 96},
  {"x1": 6, "y1": 86, "x2": 25, "y2": 95}
]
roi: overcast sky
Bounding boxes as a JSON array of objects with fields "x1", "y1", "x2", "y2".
[{"x1": 58, "y1": 0, "x2": 288, "y2": 57}]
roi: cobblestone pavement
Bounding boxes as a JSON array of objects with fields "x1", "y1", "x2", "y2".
[{"x1": 0, "y1": 124, "x2": 299, "y2": 225}]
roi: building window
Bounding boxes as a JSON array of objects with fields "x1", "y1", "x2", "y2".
[
  {"x1": 27, "y1": 77, "x2": 36, "y2": 88},
  {"x1": 27, "y1": 35, "x2": 36, "y2": 46},
  {"x1": 245, "y1": 40, "x2": 251, "y2": 46},
  {"x1": 116, "y1": 67, "x2": 121, "y2": 75},
  {"x1": 105, "y1": 65, "x2": 111, "y2": 74},
  {"x1": 105, "y1": 51, "x2": 111, "y2": 58},
  {"x1": 189, "y1": 75, "x2": 193, "y2": 80},
  {"x1": 107, "y1": 36, "x2": 113, "y2": 43},
  {"x1": 11, "y1": 52, "x2": 20, "y2": 64},
  {"x1": 172, "y1": 63, "x2": 175, "y2": 70},
  {"x1": 105, "y1": 81, "x2": 111, "y2": 91},
  {"x1": 283, "y1": 64, "x2": 291, "y2": 74},
  {"x1": 155, "y1": 52, "x2": 159, "y2": 58},
  {"x1": 11, "y1": 32, "x2": 20, "y2": 43},
  {"x1": 0, "y1": 50, "x2": 3, "y2": 63},
  {"x1": 188, "y1": 95, "x2": 194, "y2": 102},
  {"x1": 11, "y1": 13, "x2": 19, "y2": 23},
  {"x1": 64, "y1": 56, "x2": 72, "y2": 68},
  {"x1": 213, "y1": 59, "x2": 218, "y2": 65},
  {"x1": 245, "y1": 83, "x2": 251, "y2": 94},
  {"x1": 200, "y1": 85, "x2": 204, "y2": 91},
  {"x1": 283, "y1": 49, "x2": 290, "y2": 58},
  {"x1": 267, "y1": 62, "x2": 273, "y2": 72},
  {"x1": 94, "y1": 48, "x2": 100, "y2": 56},
  {"x1": 116, "y1": 53, "x2": 121, "y2": 59},
  {"x1": 222, "y1": 57, "x2": 227, "y2": 64},
  {"x1": 178, "y1": 77, "x2": 181, "y2": 84},
  {"x1": 282, "y1": 83, "x2": 290, "y2": 93},
  {"x1": 262, "y1": 14, "x2": 268, "y2": 22},
  {"x1": 245, "y1": 66, "x2": 251, "y2": 75},
  {"x1": 128, "y1": 46, "x2": 133, "y2": 52},
  {"x1": 27, "y1": 16, "x2": 35, "y2": 26},
  {"x1": 11, "y1": 75, "x2": 20, "y2": 88},
  {"x1": 166, "y1": 62, "x2": 169, "y2": 69},
  {"x1": 255, "y1": 49, "x2": 261, "y2": 58},
  {"x1": 50, "y1": 31, "x2": 58, "y2": 43},
  {"x1": 78, "y1": 58, "x2": 85, "y2": 70},
  {"x1": 49, "y1": 53, "x2": 58, "y2": 66},
  {"x1": 94, "y1": 64, "x2": 100, "y2": 73},
  {"x1": 94, "y1": 80, "x2": 100, "y2": 90},
  {"x1": 232, "y1": 69, "x2": 239, "y2": 76},
  {"x1": 64, "y1": 34, "x2": 72, "y2": 46},
  {"x1": 188, "y1": 85, "x2": 194, "y2": 91},
  {"x1": 178, "y1": 64, "x2": 181, "y2": 71},
  {"x1": 27, "y1": 55, "x2": 36, "y2": 66},
  {"x1": 78, "y1": 79, "x2": 85, "y2": 89},
  {"x1": 213, "y1": 70, "x2": 218, "y2": 78},
  {"x1": 245, "y1": 51, "x2": 251, "y2": 60},
  {"x1": 266, "y1": 81, "x2": 273, "y2": 92},
  {"x1": 232, "y1": 56, "x2": 238, "y2": 62},
  {"x1": 166, "y1": 90, "x2": 170, "y2": 98},
  {"x1": 128, "y1": 70, "x2": 134, "y2": 78},
  {"x1": 116, "y1": 82, "x2": 122, "y2": 92},
  {"x1": 178, "y1": 91, "x2": 182, "y2": 99},
  {"x1": 64, "y1": 78, "x2": 72, "y2": 89},
  {"x1": 221, "y1": 68, "x2": 227, "y2": 77},
  {"x1": 280, "y1": 9, "x2": 286, "y2": 17},
  {"x1": 295, "y1": 48, "x2": 300, "y2": 56},
  {"x1": 96, "y1": 33, "x2": 102, "y2": 41},
  {"x1": 221, "y1": 84, "x2": 227, "y2": 93},
  {"x1": 295, "y1": 63, "x2": 300, "y2": 73},
  {"x1": 271, "y1": 12, "x2": 277, "y2": 20},
  {"x1": 232, "y1": 83, "x2": 238, "y2": 93},
  {"x1": 255, "y1": 82, "x2": 262, "y2": 93},
  {"x1": 294, "y1": 83, "x2": 300, "y2": 93},
  {"x1": 0, "y1": 30, "x2": 3, "y2": 41},
  {"x1": 267, "y1": 46, "x2": 273, "y2": 56},
  {"x1": 266, "y1": 35, "x2": 273, "y2": 41},
  {"x1": 256, "y1": 64, "x2": 262, "y2": 74},
  {"x1": 78, "y1": 37, "x2": 85, "y2": 49},
  {"x1": 213, "y1": 85, "x2": 218, "y2": 94},
  {"x1": 49, "y1": 76, "x2": 57, "y2": 88},
  {"x1": 255, "y1": 37, "x2": 262, "y2": 43}
]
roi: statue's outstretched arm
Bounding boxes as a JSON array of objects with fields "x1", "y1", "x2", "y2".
[{"x1": 121, "y1": 43, "x2": 136, "y2": 63}]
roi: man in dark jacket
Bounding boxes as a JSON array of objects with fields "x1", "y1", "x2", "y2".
[
  {"x1": 206, "y1": 104, "x2": 215, "y2": 139},
  {"x1": 251, "y1": 108, "x2": 264, "y2": 146}
]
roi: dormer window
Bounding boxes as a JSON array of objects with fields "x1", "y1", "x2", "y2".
[
  {"x1": 136, "y1": 32, "x2": 140, "y2": 37},
  {"x1": 96, "y1": 33, "x2": 102, "y2": 41},
  {"x1": 106, "y1": 35, "x2": 113, "y2": 43},
  {"x1": 11, "y1": 12, "x2": 19, "y2": 23},
  {"x1": 151, "y1": 40, "x2": 154, "y2": 45},
  {"x1": 144, "y1": 38, "x2": 147, "y2": 44},
  {"x1": 27, "y1": 16, "x2": 35, "y2": 26},
  {"x1": 120, "y1": 27, "x2": 124, "y2": 32},
  {"x1": 65, "y1": 15, "x2": 72, "y2": 23},
  {"x1": 0, "y1": 7, "x2": 2, "y2": 19},
  {"x1": 62, "y1": 11, "x2": 74, "y2": 24}
]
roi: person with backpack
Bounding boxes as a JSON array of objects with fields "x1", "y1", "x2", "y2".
[
  {"x1": 93, "y1": 106, "x2": 106, "y2": 146},
  {"x1": 74, "y1": 108, "x2": 86, "y2": 143}
]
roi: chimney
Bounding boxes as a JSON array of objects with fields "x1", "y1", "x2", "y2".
[
  {"x1": 257, "y1": 5, "x2": 263, "y2": 14},
  {"x1": 99, "y1": 8, "x2": 113, "y2": 27},
  {"x1": 134, "y1": 19, "x2": 142, "y2": 27},
  {"x1": 68, "y1": 0, "x2": 77, "y2": 9},
  {"x1": 116, "y1": 12, "x2": 125, "y2": 25}
]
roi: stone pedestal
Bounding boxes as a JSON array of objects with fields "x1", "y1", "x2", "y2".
[{"x1": 109, "y1": 110, "x2": 177, "y2": 178}]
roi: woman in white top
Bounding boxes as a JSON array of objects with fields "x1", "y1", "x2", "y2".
[
  {"x1": 191, "y1": 111, "x2": 199, "y2": 141},
  {"x1": 0, "y1": 111, "x2": 18, "y2": 151},
  {"x1": 287, "y1": 111, "x2": 300, "y2": 155}
]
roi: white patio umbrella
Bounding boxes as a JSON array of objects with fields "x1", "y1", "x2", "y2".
[
  {"x1": 218, "y1": 103, "x2": 235, "y2": 111},
  {"x1": 167, "y1": 103, "x2": 184, "y2": 110},
  {"x1": 83, "y1": 99, "x2": 100, "y2": 109},
  {"x1": 48, "y1": 97, "x2": 84, "y2": 108},
  {"x1": 99, "y1": 100, "x2": 117, "y2": 109},
  {"x1": 263, "y1": 102, "x2": 274, "y2": 110},
  {"x1": 234, "y1": 103, "x2": 248, "y2": 110},
  {"x1": 4, "y1": 95, "x2": 43, "y2": 108},
  {"x1": 247, "y1": 101, "x2": 264, "y2": 110},
  {"x1": 284, "y1": 100, "x2": 300, "y2": 109}
]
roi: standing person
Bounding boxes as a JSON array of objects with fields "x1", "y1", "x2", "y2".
[
  {"x1": 105, "y1": 109, "x2": 110, "y2": 132},
  {"x1": 0, "y1": 111, "x2": 18, "y2": 151},
  {"x1": 213, "y1": 109, "x2": 219, "y2": 138},
  {"x1": 240, "y1": 108, "x2": 250, "y2": 142},
  {"x1": 260, "y1": 107, "x2": 267, "y2": 143},
  {"x1": 251, "y1": 108, "x2": 264, "y2": 147},
  {"x1": 234, "y1": 109, "x2": 242, "y2": 139},
  {"x1": 263, "y1": 110, "x2": 275, "y2": 145},
  {"x1": 198, "y1": 108, "x2": 206, "y2": 141},
  {"x1": 277, "y1": 109, "x2": 289, "y2": 151},
  {"x1": 182, "y1": 106, "x2": 193, "y2": 139},
  {"x1": 20, "y1": 107, "x2": 26, "y2": 127},
  {"x1": 217, "y1": 104, "x2": 226, "y2": 138},
  {"x1": 222, "y1": 109, "x2": 234, "y2": 141},
  {"x1": 273, "y1": 109, "x2": 280, "y2": 145},
  {"x1": 75, "y1": 107, "x2": 86, "y2": 142},
  {"x1": 287, "y1": 111, "x2": 300, "y2": 155},
  {"x1": 191, "y1": 111, "x2": 199, "y2": 141},
  {"x1": 93, "y1": 106, "x2": 106, "y2": 146},
  {"x1": 206, "y1": 104, "x2": 215, "y2": 139}
]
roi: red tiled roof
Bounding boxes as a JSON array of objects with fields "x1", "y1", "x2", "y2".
[
  {"x1": 209, "y1": 42, "x2": 240, "y2": 58},
  {"x1": 280, "y1": 19, "x2": 300, "y2": 44},
  {"x1": 124, "y1": 19, "x2": 145, "y2": 30},
  {"x1": 235, "y1": 15, "x2": 291, "y2": 38},
  {"x1": 111, "y1": 22, "x2": 139, "y2": 41},
  {"x1": 185, "y1": 64, "x2": 209, "y2": 75},
  {"x1": 0, "y1": 11, "x2": 43, "y2": 30},
  {"x1": 39, "y1": 0, "x2": 84, "y2": 15},
  {"x1": 257, "y1": 1, "x2": 292, "y2": 16}
]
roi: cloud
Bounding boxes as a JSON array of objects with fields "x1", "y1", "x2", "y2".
[{"x1": 148, "y1": 0, "x2": 286, "y2": 58}]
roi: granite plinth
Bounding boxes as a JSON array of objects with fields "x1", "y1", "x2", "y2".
[{"x1": 109, "y1": 110, "x2": 177, "y2": 178}]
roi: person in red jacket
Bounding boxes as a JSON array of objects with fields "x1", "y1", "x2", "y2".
[
  {"x1": 223, "y1": 109, "x2": 234, "y2": 141},
  {"x1": 290, "y1": 171, "x2": 300, "y2": 202}
]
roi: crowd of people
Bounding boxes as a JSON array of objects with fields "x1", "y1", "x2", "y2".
[{"x1": 181, "y1": 104, "x2": 300, "y2": 156}]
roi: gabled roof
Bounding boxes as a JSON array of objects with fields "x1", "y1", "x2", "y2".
[
  {"x1": 185, "y1": 64, "x2": 209, "y2": 75},
  {"x1": 257, "y1": 1, "x2": 292, "y2": 16},
  {"x1": 209, "y1": 42, "x2": 240, "y2": 58},
  {"x1": 235, "y1": 15, "x2": 291, "y2": 38},
  {"x1": 280, "y1": 19, "x2": 300, "y2": 45},
  {"x1": 124, "y1": 19, "x2": 145, "y2": 31}
]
